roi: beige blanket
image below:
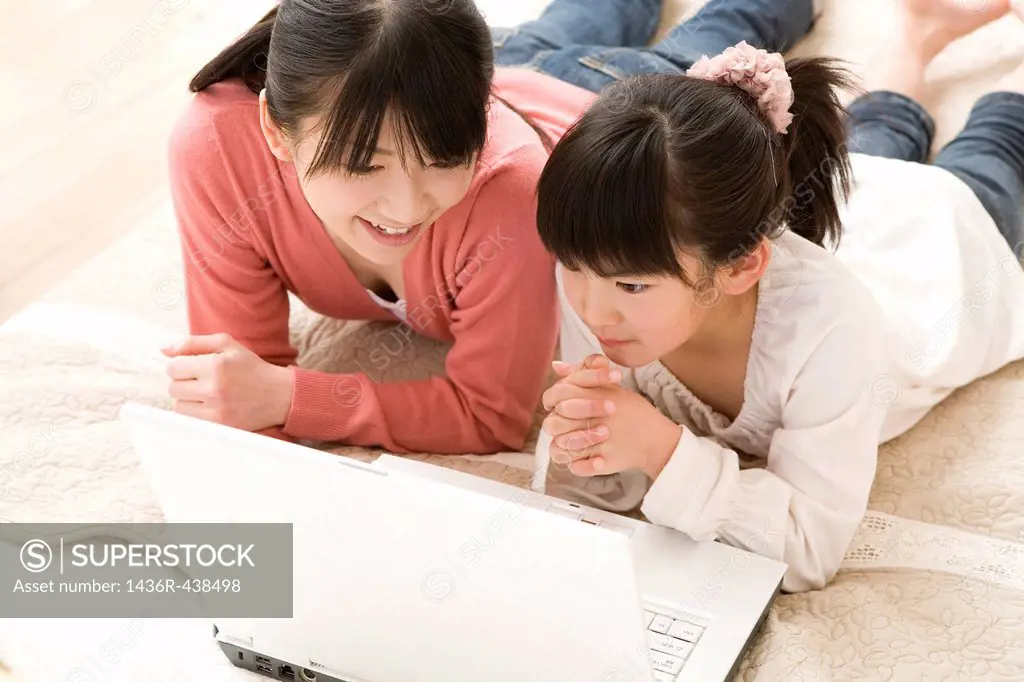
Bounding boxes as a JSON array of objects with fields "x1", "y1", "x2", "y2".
[{"x1": 3, "y1": 1, "x2": 1024, "y2": 680}]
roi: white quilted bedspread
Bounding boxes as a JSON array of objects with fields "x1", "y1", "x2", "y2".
[{"x1": 3, "y1": 1, "x2": 1024, "y2": 680}]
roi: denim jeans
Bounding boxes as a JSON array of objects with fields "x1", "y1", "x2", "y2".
[
  {"x1": 847, "y1": 91, "x2": 1024, "y2": 250},
  {"x1": 492, "y1": 0, "x2": 1024, "y2": 250},
  {"x1": 492, "y1": 0, "x2": 817, "y2": 93}
]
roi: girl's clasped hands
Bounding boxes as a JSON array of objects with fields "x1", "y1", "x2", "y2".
[{"x1": 541, "y1": 355, "x2": 683, "y2": 480}]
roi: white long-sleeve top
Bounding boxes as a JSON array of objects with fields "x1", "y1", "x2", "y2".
[{"x1": 534, "y1": 153, "x2": 1024, "y2": 592}]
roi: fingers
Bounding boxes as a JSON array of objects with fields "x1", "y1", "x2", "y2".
[
  {"x1": 163, "y1": 333, "x2": 233, "y2": 357},
  {"x1": 551, "y1": 361, "x2": 574, "y2": 377},
  {"x1": 549, "y1": 445, "x2": 609, "y2": 477},
  {"x1": 569, "y1": 456, "x2": 608, "y2": 477},
  {"x1": 542, "y1": 413, "x2": 578, "y2": 438},
  {"x1": 542, "y1": 380, "x2": 617, "y2": 413},
  {"x1": 168, "y1": 378, "x2": 207, "y2": 402},
  {"x1": 171, "y1": 399, "x2": 214, "y2": 421},
  {"x1": 553, "y1": 439, "x2": 602, "y2": 462},
  {"x1": 552, "y1": 354, "x2": 612, "y2": 378},
  {"x1": 542, "y1": 410, "x2": 610, "y2": 439},
  {"x1": 559, "y1": 366, "x2": 622, "y2": 389},
  {"x1": 549, "y1": 444, "x2": 582, "y2": 468},
  {"x1": 542, "y1": 382, "x2": 585, "y2": 411},
  {"x1": 557, "y1": 428, "x2": 608, "y2": 452},
  {"x1": 553, "y1": 397, "x2": 616, "y2": 420},
  {"x1": 579, "y1": 354, "x2": 611, "y2": 370},
  {"x1": 166, "y1": 355, "x2": 210, "y2": 381},
  {"x1": 542, "y1": 395, "x2": 612, "y2": 447}
]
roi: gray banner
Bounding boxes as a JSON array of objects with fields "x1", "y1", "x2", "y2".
[{"x1": 0, "y1": 523, "x2": 292, "y2": 617}]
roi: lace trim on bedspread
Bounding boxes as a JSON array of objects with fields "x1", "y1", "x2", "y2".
[{"x1": 842, "y1": 511, "x2": 1024, "y2": 593}]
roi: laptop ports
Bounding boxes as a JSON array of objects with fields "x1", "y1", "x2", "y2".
[
  {"x1": 255, "y1": 664, "x2": 273, "y2": 675},
  {"x1": 255, "y1": 655, "x2": 272, "y2": 665},
  {"x1": 300, "y1": 669, "x2": 317, "y2": 681},
  {"x1": 279, "y1": 665, "x2": 296, "y2": 680}
]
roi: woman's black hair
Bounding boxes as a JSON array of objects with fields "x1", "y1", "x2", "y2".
[
  {"x1": 536, "y1": 59, "x2": 855, "y2": 283},
  {"x1": 190, "y1": 0, "x2": 550, "y2": 178}
]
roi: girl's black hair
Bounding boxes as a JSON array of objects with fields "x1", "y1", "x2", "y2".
[
  {"x1": 190, "y1": 0, "x2": 550, "y2": 178},
  {"x1": 536, "y1": 59, "x2": 855, "y2": 283}
]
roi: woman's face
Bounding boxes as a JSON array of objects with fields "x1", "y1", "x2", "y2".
[{"x1": 262, "y1": 98, "x2": 477, "y2": 266}]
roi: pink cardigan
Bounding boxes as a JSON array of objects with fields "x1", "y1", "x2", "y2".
[{"x1": 167, "y1": 68, "x2": 598, "y2": 453}]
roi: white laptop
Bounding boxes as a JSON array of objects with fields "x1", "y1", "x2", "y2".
[{"x1": 120, "y1": 401, "x2": 785, "y2": 682}]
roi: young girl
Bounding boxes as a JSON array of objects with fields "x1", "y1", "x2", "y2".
[
  {"x1": 161, "y1": 0, "x2": 813, "y2": 454},
  {"x1": 533, "y1": 0, "x2": 1024, "y2": 592}
]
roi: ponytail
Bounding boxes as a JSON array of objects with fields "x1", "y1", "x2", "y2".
[
  {"x1": 778, "y1": 58, "x2": 856, "y2": 249},
  {"x1": 535, "y1": 57, "x2": 860, "y2": 280},
  {"x1": 190, "y1": 7, "x2": 277, "y2": 94}
]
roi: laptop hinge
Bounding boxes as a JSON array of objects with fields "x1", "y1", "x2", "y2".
[{"x1": 215, "y1": 630, "x2": 254, "y2": 648}]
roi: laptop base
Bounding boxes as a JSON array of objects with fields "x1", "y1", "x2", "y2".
[
  {"x1": 724, "y1": 578, "x2": 782, "y2": 682},
  {"x1": 216, "y1": 639, "x2": 345, "y2": 682}
]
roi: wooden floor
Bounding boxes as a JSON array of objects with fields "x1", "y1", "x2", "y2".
[{"x1": 0, "y1": 0, "x2": 277, "y2": 326}]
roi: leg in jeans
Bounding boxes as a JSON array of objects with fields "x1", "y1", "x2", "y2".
[
  {"x1": 932, "y1": 93, "x2": 1024, "y2": 250},
  {"x1": 500, "y1": 0, "x2": 816, "y2": 94},
  {"x1": 493, "y1": 0, "x2": 663, "y2": 68},
  {"x1": 846, "y1": 92, "x2": 934, "y2": 163},
  {"x1": 649, "y1": 0, "x2": 817, "y2": 70},
  {"x1": 846, "y1": 89, "x2": 1024, "y2": 248}
]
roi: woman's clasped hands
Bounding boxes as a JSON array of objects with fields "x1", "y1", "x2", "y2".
[{"x1": 541, "y1": 354, "x2": 683, "y2": 480}]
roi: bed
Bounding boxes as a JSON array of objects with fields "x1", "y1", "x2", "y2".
[{"x1": 2, "y1": 0, "x2": 1024, "y2": 679}]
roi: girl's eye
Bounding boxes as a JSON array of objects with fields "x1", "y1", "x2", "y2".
[
  {"x1": 616, "y1": 282, "x2": 649, "y2": 294},
  {"x1": 350, "y1": 165, "x2": 384, "y2": 176}
]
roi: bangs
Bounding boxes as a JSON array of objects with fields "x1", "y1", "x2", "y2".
[
  {"x1": 537, "y1": 108, "x2": 689, "y2": 280},
  {"x1": 304, "y1": 8, "x2": 490, "y2": 176}
]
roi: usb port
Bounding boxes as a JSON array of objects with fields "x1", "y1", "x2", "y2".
[
  {"x1": 279, "y1": 665, "x2": 296, "y2": 680},
  {"x1": 255, "y1": 655, "x2": 272, "y2": 665},
  {"x1": 256, "y1": 664, "x2": 273, "y2": 675}
]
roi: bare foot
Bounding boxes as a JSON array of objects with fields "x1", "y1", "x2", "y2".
[
  {"x1": 900, "y1": 0, "x2": 1012, "y2": 60},
  {"x1": 996, "y1": 62, "x2": 1024, "y2": 94},
  {"x1": 986, "y1": 0, "x2": 1024, "y2": 93},
  {"x1": 864, "y1": 0, "x2": 1011, "y2": 98},
  {"x1": 996, "y1": 0, "x2": 1024, "y2": 94}
]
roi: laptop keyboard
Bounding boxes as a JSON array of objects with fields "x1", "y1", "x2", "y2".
[{"x1": 642, "y1": 608, "x2": 706, "y2": 680}]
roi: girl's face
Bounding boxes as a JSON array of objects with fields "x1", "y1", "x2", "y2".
[
  {"x1": 562, "y1": 267, "x2": 710, "y2": 369},
  {"x1": 560, "y1": 247, "x2": 768, "y2": 368},
  {"x1": 261, "y1": 97, "x2": 477, "y2": 266}
]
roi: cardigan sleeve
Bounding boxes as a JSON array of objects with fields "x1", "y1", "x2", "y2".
[
  {"x1": 539, "y1": 255, "x2": 889, "y2": 592},
  {"x1": 642, "y1": 320, "x2": 888, "y2": 592},
  {"x1": 167, "y1": 102, "x2": 296, "y2": 369}
]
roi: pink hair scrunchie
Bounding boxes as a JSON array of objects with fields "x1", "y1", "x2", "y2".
[{"x1": 686, "y1": 41, "x2": 795, "y2": 135}]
